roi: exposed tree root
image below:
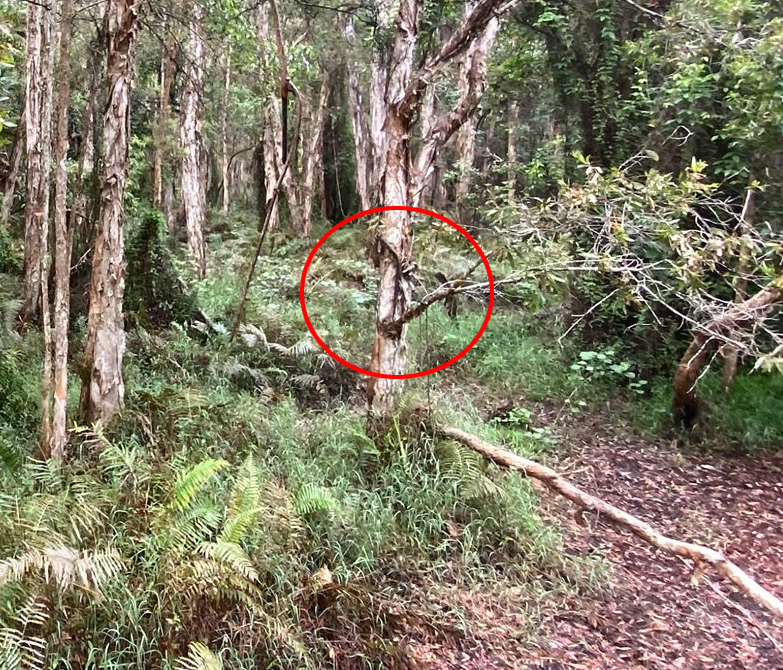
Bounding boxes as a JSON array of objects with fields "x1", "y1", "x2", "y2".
[{"x1": 439, "y1": 426, "x2": 783, "y2": 621}]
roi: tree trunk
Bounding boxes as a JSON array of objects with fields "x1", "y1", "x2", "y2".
[
  {"x1": 722, "y1": 182, "x2": 756, "y2": 389},
  {"x1": 345, "y1": 18, "x2": 372, "y2": 211},
  {"x1": 0, "y1": 99, "x2": 24, "y2": 226},
  {"x1": 410, "y1": 14, "x2": 500, "y2": 207},
  {"x1": 368, "y1": 0, "x2": 510, "y2": 418},
  {"x1": 220, "y1": 52, "x2": 232, "y2": 214},
  {"x1": 44, "y1": 0, "x2": 74, "y2": 460},
  {"x1": 672, "y1": 279, "x2": 781, "y2": 430},
  {"x1": 506, "y1": 98, "x2": 518, "y2": 198},
  {"x1": 180, "y1": 2, "x2": 207, "y2": 278},
  {"x1": 301, "y1": 69, "x2": 331, "y2": 237},
  {"x1": 261, "y1": 115, "x2": 280, "y2": 231},
  {"x1": 369, "y1": 0, "x2": 395, "y2": 204},
  {"x1": 79, "y1": 0, "x2": 139, "y2": 425},
  {"x1": 152, "y1": 35, "x2": 176, "y2": 210},
  {"x1": 367, "y1": 0, "x2": 420, "y2": 417},
  {"x1": 21, "y1": 0, "x2": 54, "y2": 324},
  {"x1": 441, "y1": 426, "x2": 783, "y2": 620},
  {"x1": 453, "y1": 10, "x2": 498, "y2": 222}
]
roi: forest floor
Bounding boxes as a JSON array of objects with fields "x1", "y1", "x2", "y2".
[{"x1": 404, "y1": 397, "x2": 783, "y2": 670}]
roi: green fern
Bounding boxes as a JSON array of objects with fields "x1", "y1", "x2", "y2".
[
  {"x1": 293, "y1": 484, "x2": 339, "y2": 517},
  {"x1": 197, "y1": 541, "x2": 259, "y2": 583},
  {"x1": 172, "y1": 459, "x2": 229, "y2": 512}
]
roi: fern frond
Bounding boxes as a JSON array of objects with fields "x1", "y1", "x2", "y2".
[
  {"x1": 293, "y1": 484, "x2": 339, "y2": 517},
  {"x1": 172, "y1": 459, "x2": 229, "y2": 512},
  {"x1": 0, "y1": 546, "x2": 122, "y2": 591},
  {"x1": 197, "y1": 541, "x2": 258, "y2": 583},
  {"x1": 290, "y1": 374, "x2": 324, "y2": 391},
  {"x1": 176, "y1": 642, "x2": 223, "y2": 670},
  {"x1": 288, "y1": 337, "x2": 318, "y2": 357}
]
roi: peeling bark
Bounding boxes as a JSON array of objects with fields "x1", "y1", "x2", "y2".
[
  {"x1": 45, "y1": 0, "x2": 74, "y2": 460},
  {"x1": 506, "y1": 98, "x2": 518, "y2": 198},
  {"x1": 220, "y1": 52, "x2": 232, "y2": 214},
  {"x1": 79, "y1": 0, "x2": 139, "y2": 425},
  {"x1": 302, "y1": 69, "x2": 331, "y2": 237},
  {"x1": 345, "y1": 18, "x2": 372, "y2": 211},
  {"x1": 0, "y1": 99, "x2": 24, "y2": 226},
  {"x1": 152, "y1": 35, "x2": 176, "y2": 211},
  {"x1": 441, "y1": 426, "x2": 783, "y2": 620},
  {"x1": 180, "y1": 2, "x2": 207, "y2": 278},
  {"x1": 21, "y1": 0, "x2": 54, "y2": 324},
  {"x1": 368, "y1": 0, "x2": 510, "y2": 416}
]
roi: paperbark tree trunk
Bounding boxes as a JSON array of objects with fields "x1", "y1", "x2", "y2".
[
  {"x1": 722, "y1": 181, "x2": 756, "y2": 389},
  {"x1": 180, "y1": 2, "x2": 207, "y2": 278},
  {"x1": 453, "y1": 10, "x2": 498, "y2": 222},
  {"x1": 345, "y1": 18, "x2": 372, "y2": 211},
  {"x1": 368, "y1": 0, "x2": 511, "y2": 418},
  {"x1": 410, "y1": 13, "x2": 500, "y2": 207},
  {"x1": 42, "y1": 0, "x2": 74, "y2": 460},
  {"x1": 369, "y1": 0, "x2": 395, "y2": 204},
  {"x1": 152, "y1": 35, "x2": 176, "y2": 210},
  {"x1": 71, "y1": 22, "x2": 105, "y2": 252},
  {"x1": 366, "y1": 0, "x2": 420, "y2": 417},
  {"x1": 301, "y1": 69, "x2": 331, "y2": 237},
  {"x1": 0, "y1": 99, "x2": 24, "y2": 226},
  {"x1": 507, "y1": 98, "x2": 518, "y2": 197},
  {"x1": 21, "y1": 0, "x2": 54, "y2": 324},
  {"x1": 220, "y1": 52, "x2": 232, "y2": 214},
  {"x1": 79, "y1": 0, "x2": 139, "y2": 425}
]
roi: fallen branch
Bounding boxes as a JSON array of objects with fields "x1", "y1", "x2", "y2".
[{"x1": 439, "y1": 426, "x2": 783, "y2": 621}]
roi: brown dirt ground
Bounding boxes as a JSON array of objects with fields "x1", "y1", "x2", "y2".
[{"x1": 404, "y1": 399, "x2": 783, "y2": 669}]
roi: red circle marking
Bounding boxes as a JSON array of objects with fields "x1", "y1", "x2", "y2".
[{"x1": 300, "y1": 206, "x2": 494, "y2": 379}]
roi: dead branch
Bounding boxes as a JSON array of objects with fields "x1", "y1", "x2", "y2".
[
  {"x1": 439, "y1": 426, "x2": 783, "y2": 621},
  {"x1": 673, "y1": 278, "x2": 781, "y2": 426}
]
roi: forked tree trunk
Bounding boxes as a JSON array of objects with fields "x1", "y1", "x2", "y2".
[
  {"x1": 366, "y1": 0, "x2": 420, "y2": 416},
  {"x1": 345, "y1": 18, "x2": 372, "y2": 210},
  {"x1": 180, "y1": 2, "x2": 207, "y2": 278},
  {"x1": 220, "y1": 52, "x2": 232, "y2": 214},
  {"x1": 152, "y1": 35, "x2": 176, "y2": 210},
  {"x1": 256, "y1": 2, "x2": 301, "y2": 234},
  {"x1": 79, "y1": 0, "x2": 139, "y2": 425},
  {"x1": 410, "y1": 14, "x2": 500, "y2": 207},
  {"x1": 506, "y1": 98, "x2": 518, "y2": 197},
  {"x1": 368, "y1": 0, "x2": 510, "y2": 418},
  {"x1": 672, "y1": 279, "x2": 782, "y2": 429},
  {"x1": 302, "y1": 69, "x2": 331, "y2": 237},
  {"x1": 0, "y1": 100, "x2": 24, "y2": 226},
  {"x1": 21, "y1": 0, "x2": 54, "y2": 324},
  {"x1": 722, "y1": 182, "x2": 756, "y2": 389},
  {"x1": 43, "y1": 0, "x2": 74, "y2": 460},
  {"x1": 453, "y1": 9, "x2": 498, "y2": 222}
]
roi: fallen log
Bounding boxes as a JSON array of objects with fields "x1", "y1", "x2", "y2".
[{"x1": 439, "y1": 426, "x2": 783, "y2": 621}]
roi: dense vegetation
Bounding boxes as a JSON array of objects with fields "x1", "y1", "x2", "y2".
[{"x1": 1, "y1": 0, "x2": 782, "y2": 667}]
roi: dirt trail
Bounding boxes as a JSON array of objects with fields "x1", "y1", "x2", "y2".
[
  {"x1": 526, "y1": 405, "x2": 783, "y2": 669},
  {"x1": 405, "y1": 401, "x2": 783, "y2": 669}
]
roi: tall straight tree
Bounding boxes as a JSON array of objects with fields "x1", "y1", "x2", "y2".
[
  {"x1": 79, "y1": 0, "x2": 139, "y2": 424},
  {"x1": 20, "y1": 0, "x2": 54, "y2": 323},
  {"x1": 41, "y1": 0, "x2": 74, "y2": 459},
  {"x1": 367, "y1": 0, "x2": 512, "y2": 416},
  {"x1": 180, "y1": 1, "x2": 207, "y2": 278}
]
